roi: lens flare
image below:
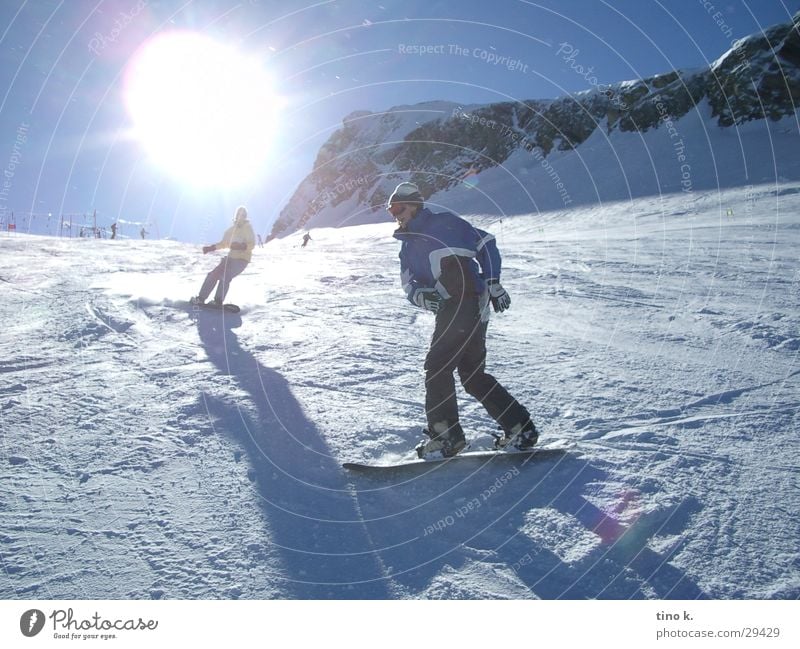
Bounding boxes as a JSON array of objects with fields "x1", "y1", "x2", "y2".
[{"x1": 462, "y1": 166, "x2": 480, "y2": 189}]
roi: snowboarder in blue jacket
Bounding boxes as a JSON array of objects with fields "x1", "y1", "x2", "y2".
[{"x1": 389, "y1": 182, "x2": 537, "y2": 458}]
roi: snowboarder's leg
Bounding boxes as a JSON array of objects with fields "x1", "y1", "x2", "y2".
[
  {"x1": 212, "y1": 258, "x2": 248, "y2": 303},
  {"x1": 422, "y1": 302, "x2": 476, "y2": 451},
  {"x1": 423, "y1": 360, "x2": 461, "y2": 447},
  {"x1": 457, "y1": 321, "x2": 536, "y2": 445},
  {"x1": 198, "y1": 258, "x2": 227, "y2": 303}
]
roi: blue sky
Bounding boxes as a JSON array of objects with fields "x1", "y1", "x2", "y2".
[{"x1": 0, "y1": 0, "x2": 797, "y2": 241}]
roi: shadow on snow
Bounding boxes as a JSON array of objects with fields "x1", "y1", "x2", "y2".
[
  {"x1": 350, "y1": 452, "x2": 708, "y2": 599},
  {"x1": 195, "y1": 310, "x2": 390, "y2": 598}
]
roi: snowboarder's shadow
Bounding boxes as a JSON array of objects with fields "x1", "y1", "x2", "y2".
[
  {"x1": 194, "y1": 313, "x2": 389, "y2": 598},
  {"x1": 351, "y1": 455, "x2": 707, "y2": 599},
  {"x1": 188, "y1": 307, "x2": 243, "y2": 329}
]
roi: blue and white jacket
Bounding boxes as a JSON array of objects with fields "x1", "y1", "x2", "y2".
[{"x1": 393, "y1": 207, "x2": 501, "y2": 308}]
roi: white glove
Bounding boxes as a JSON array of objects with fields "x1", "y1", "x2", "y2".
[
  {"x1": 487, "y1": 279, "x2": 510, "y2": 312},
  {"x1": 412, "y1": 288, "x2": 444, "y2": 313}
]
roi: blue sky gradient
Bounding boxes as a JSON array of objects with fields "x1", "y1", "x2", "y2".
[{"x1": 0, "y1": 0, "x2": 797, "y2": 240}]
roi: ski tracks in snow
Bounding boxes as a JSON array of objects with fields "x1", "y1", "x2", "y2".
[{"x1": 2, "y1": 187, "x2": 799, "y2": 599}]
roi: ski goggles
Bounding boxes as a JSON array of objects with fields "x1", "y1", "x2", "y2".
[{"x1": 386, "y1": 202, "x2": 408, "y2": 217}]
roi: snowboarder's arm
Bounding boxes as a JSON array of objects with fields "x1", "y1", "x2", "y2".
[
  {"x1": 475, "y1": 228, "x2": 501, "y2": 281},
  {"x1": 400, "y1": 257, "x2": 422, "y2": 305},
  {"x1": 210, "y1": 226, "x2": 235, "y2": 251},
  {"x1": 399, "y1": 248, "x2": 438, "y2": 309},
  {"x1": 402, "y1": 266, "x2": 443, "y2": 312},
  {"x1": 474, "y1": 227, "x2": 510, "y2": 312}
]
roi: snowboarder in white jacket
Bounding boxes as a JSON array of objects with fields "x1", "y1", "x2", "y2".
[
  {"x1": 192, "y1": 206, "x2": 255, "y2": 306},
  {"x1": 389, "y1": 182, "x2": 537, "y2": 458}
]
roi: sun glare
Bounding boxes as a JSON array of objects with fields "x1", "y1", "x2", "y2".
[{"x1": 124, "y1": 32, "x2": 279, "y2": 189}]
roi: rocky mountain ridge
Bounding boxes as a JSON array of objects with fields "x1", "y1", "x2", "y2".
[{"x1": 270, "y1": 12, "x2": 800, "y2": 236}]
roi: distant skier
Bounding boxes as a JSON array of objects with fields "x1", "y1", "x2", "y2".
[
  {"x1": 140, "y1": 227, "x2": 147, "y2": 240},
  {"x1": 301, "y1": 232, "x2": 312, "y2": 248},
  {"x1": 388, "y1": 182, "x2": 537, "y2": 458},
  {"x1": 191, "y1": 206, "x2": 255, "y2": 306},
  {"x1": 257, "y1": 234, "x2": 264, "y2": 248},
  {"x1": 110, "y1": 222, "x2": 117, "y2": 240}
]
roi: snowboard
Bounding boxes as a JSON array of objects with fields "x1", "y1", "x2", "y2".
[
  {"x1": 342, "y1": 442, "x2": 575, "y2": 473},
  {"x1": 200, "y1": 302, "x2": 240, "y2": 313},
  {"x1": 185, "y1": 300, "x2": 240, "y2": 313}
]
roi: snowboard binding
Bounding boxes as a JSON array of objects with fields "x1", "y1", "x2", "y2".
[
  {"x1": 416, "y1": 429, "x2": 467, "y2": 459},
  {"x1": 492, "y1": 421, "x2": 539, "y2": 451}
]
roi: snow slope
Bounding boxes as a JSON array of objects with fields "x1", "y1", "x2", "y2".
[
  {"x1": 431, "y1": 108, "x2": 800, "y2": 217},
  {"x1": 1, "y1": 184, "x2": 799, "y2": 599}
]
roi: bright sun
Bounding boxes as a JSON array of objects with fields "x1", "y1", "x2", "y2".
[{"x1": 124, "y1": 32, "x2": 279, "y2": 189}]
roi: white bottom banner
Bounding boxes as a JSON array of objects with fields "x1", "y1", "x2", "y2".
[{"x1": 1, "y1": 600, "x2": 796, "y2": 647}]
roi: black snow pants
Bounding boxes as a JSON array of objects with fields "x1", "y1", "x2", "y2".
[
  {"x1": 424, "y1": 294, "x2": 530, "y2": 440},
  {"x1": 198, "y1": 256, "x2": 248, "y2": 304}
]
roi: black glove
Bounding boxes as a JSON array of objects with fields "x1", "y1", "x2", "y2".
[
  {"x1": 411, "y1": 288, "x2": 444, "y2": 313},
  {"x1": 487, "y1": 279, "x2": 510, "y2": 312},
  {"x1": 202, "y1": 245, "x2": 216, "y2": 254}
]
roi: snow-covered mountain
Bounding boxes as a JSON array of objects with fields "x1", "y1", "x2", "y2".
[
  {"x1": 269, "y1": 12, "x2": 800, "y2": 237},
  {"x1": 1, "y1": 184, "x2": 798, "y2": 599}
]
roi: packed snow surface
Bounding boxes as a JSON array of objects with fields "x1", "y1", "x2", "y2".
[{"x1": 1, "y1": 185, "x2": 798, "y2": 599}]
